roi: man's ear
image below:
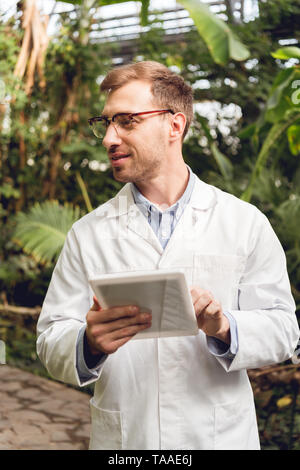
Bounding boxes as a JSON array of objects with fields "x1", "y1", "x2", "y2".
[{"x1": 169, "y1": 112, "x2": 186, "y2": 141}]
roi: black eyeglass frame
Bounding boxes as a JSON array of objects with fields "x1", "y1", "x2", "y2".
[{"x1": 88, "y1": 109, "x2": 175, "y2": 132}]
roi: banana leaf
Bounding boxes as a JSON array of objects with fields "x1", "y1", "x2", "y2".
[
  {"x1": 175, "y1": 0, "x2": 249, "y2": 64},
  {"x1": 59, "y1": 0, "x2": 249, "y2": 64},
  {"x1": 241, "y1": 111, "x2": 300, "y2": 202}
]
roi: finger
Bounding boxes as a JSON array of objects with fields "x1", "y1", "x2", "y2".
[
  {"x1": 205, "y1": 300, "x2": 222, "y2": 318},
  {"x1": 194, "y1": 293, "x2": 213, "y2": 316},
  {"x1": 92, "y1": 312, "x2": 152, "y2": 336},
  {"x1": 104, "y1": 334, "x2": 140, "y2": 354},
  {"x1": 99, "y1": 305, "x2": 141, "y2": 323},
  {"x1": 190, "y1": 286, "x2": 206, "y2": 304},
  {"x1": 190, "y1": 287, "x2": 214, "y2": 306},
  {"x1": 109, "y1": 323, "x2": 150, "y2": 351},
  {"x1": 90, "y1": 302, "x2": 101, "y2": 312},
  {"x1": 93, "y1": 296, "x2": 101, "y2": 310},
  {"x1": 108, "y1": 321, "x2": 151, "y2": 342}
]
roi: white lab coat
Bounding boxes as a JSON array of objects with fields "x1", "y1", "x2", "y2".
[{"x1": 37, "y1": 176, "x2": 299, "y2": 450}]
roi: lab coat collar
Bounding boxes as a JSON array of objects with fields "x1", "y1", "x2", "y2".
[{"x1": 95, "y1": 174, "x2": 217, "y2": 219}]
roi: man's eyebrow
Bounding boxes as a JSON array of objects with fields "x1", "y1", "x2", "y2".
[
  {"x1": 101, "y1": 111, "x2": 136, "y2": 119},
  {"x1": 112, "y1": 111, "x2": 137, "y2": 115}
]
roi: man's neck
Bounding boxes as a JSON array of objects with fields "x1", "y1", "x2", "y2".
[{"x1": 134, "y1": 162, "x2": 190, "y2": 208}]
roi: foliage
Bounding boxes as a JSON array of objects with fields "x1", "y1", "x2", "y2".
[
  {"x1": 178, "y1": 0, "x2": 249, "y2": 64},
  {"x1": 60, "y1": 0, "x2": 250, "y2": 64},
  {"x1": 249, "y1": 366, "x2": 300, "y2": 450},
  {"x1": 241, "y1": 47, "x2": 300, "y2": 202},
  {"x1": 13, "y1": 201, "x2": 82, "y2": 265}
]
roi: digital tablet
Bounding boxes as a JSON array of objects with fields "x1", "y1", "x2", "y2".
[{"x1": 88, "y1": 269, "x2": 199, "y2": 339}]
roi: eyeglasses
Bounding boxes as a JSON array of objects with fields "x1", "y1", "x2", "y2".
[{"x1": 88, "y1": 109, "x2": 174, "y2": 139}]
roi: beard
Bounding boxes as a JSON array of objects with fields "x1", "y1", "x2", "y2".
[{"x1": 112, "y1": 151, "x2": 163, "y2": 184}]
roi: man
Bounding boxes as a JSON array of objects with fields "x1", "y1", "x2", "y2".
[{"x1": 37, "y1": 61, "x2": 299, "y2": 450}]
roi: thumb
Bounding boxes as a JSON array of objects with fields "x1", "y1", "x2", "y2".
[
  {"x1": 189, "y1": 286, "x2": 197, "y2": 304},
  {"x1": 91, "y1": 295, "x2": 101, "y2": 311}
]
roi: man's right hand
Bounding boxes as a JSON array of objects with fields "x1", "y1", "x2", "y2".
[{"x1": 85, "y1": 296, "x2": 152, "y2": 356}]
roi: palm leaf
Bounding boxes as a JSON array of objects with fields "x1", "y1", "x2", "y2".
[{"x1": 13, "y1": 201, "x2": 81, "y2": 265}]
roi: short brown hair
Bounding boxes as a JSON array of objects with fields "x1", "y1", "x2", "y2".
[{"x1": 100, "y1": 61, "x2": 194, "y2": 140}]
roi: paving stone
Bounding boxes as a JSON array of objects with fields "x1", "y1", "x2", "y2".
[
  {"x1": 0, "y1": 419, "x2": 10, "y2": 430},
  {"x1": 3, "y1": 367, "x2": 32, "y2": 381},
  {"x1": 29, "y1": 399, "x2": 66, "y2": 412},
  {"x1": 0, "y1": 381, "x2": 21, "y2": 392},
  {"x1": 49, "y1": 442, "x2": 85, "y2": 450},
  {"x1": 42, "y1": 380, "x2": 67, "y2": 391},
  {"x1": 0, "y1": 396, "x2": 22, "y2": 412},
  {"x1": 0, "y1": 366, "x2": 13, "y2": 380},
  {"x1": 0, "y1": 443, "x2": 15, "y2": 450},
  {"x1": 9, "y1": 409, "x2": 52, "y2": 423},
  {"x1": 74, "y1": 423, "x2": 91, "y2": 438},
  {"x1": 0, "y1": 429, "x2": 16, "y2": 444},
  {"x1": 16, "y1": 387, "x2": 43, "y2": 400},
  {"x1": 52, "y1": 416, "x2": 76, "y2": 424},
  {"x1": 49, "y1": 408, "x2": 81, "y2": 419},
  {"x1": 37, "y1": 422, "x2": 76, "y2": 433},
  {"x1": 0, "y1": 366, "x2": 91, "y2": 450},
  {"x1": 52, "y1": 388, "x2": 90, "y2": 401},
  {"x1": 50, "y1": 430, "x2": 71, "y2": 442},
  {"x1": 12, "y1": 422, "x2": 45, "y2": 437},
  {"x1": 14, "y1": 432, "x2": 51, "y2": 447}
]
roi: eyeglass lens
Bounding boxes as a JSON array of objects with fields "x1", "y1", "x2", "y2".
[
  {"x1": 91, "y1": 115, "x2": 133, "y2": 139},
  {"x1": 91, "y1": 120, "x2": 107, "y2": 139}
]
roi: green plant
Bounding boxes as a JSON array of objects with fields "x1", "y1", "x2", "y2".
[
  {"x1": 13, "y1": 201, "x2": 81, "y2": 265},
  {"x1": 240, "y1": 46, "x2": 300, "y2": 202}
]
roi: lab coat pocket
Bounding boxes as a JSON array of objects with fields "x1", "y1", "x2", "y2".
[
  {"x1": 89, "y1": 398, "x2": 123, "y2": 450},
  {"x1": 193, "y1": 254, "x2": 246, "y2": 310},
  {"x1": 214, "y1": 400, "x2": 256, "y2": 450}
]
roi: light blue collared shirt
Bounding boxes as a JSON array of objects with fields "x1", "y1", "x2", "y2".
[
  {"x1": 131, "y1": 166, "x2": 195, "y2": 250},
  {"x1": 76, "y1": 166, "x2": 238, "y2": 383}
]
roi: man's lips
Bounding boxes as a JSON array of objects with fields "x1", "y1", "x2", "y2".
[{"x1": 110, "y1": 153, "x2": 131, "y2": 161}]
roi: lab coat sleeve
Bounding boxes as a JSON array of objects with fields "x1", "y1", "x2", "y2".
[
  {"x1": 217, "y1": 212, "x2": 299, "y2": 372},
  {"x1": 76, "y1": 324, "x2": 107, "y2": 385},
  {"x1": 36, "y1": 227, "x2": 102, "y2": 387}
]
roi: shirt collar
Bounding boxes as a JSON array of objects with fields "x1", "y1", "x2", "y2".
[
  {"x1": 95, "y1": 167, "x2": 217, "y2": 218},
  {"x1": 130, "y1": 165, "x2": 195, "y2": 218}
]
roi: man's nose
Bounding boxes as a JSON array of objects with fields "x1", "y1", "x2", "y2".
[{"x1": 102, "y1": 122, "x2": 122, "y2": 149}]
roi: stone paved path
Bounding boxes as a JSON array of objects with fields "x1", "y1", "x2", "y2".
[{"x1": 0, "y1": 365, "x2": 91, "y2": 450}]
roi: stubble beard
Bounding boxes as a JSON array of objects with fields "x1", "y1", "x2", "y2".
[{"x1": 112, "y1": 152, "x2": 162, "y2": 185}]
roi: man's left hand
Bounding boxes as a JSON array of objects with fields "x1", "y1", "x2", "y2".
[{"x1": 190, "y1": 286, "x2": 230, "y2": 345}]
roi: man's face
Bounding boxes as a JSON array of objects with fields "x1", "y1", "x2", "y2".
[{"x1": 102, "y1": 80, "x2": 170, "y2": 184}]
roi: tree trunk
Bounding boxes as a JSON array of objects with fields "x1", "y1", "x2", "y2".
[{"x1": 15, "y1": 111, "x2": 26, "y2": 212}]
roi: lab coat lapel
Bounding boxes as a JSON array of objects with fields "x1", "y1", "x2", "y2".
[
  {"x1": 96, "y1": 183, "x2": 163, "y2": 254},
  {"x1": 95, "y1": 177, "x2": 217, "y2": 258},
  {"x1": 158, "y1": 177, "x2": 218, "y2": 263},
  {"x1": 127, "y1": 204, "x2": 164, "y2": 254}
]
